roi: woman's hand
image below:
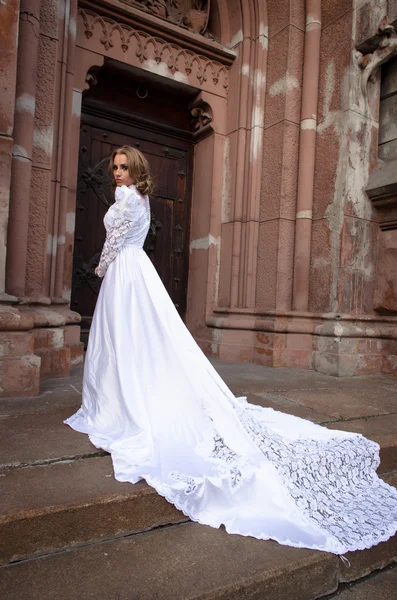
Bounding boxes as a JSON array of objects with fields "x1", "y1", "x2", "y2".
[{"x1": 95, "y1": 267, "x2": 99, "y2": 276}]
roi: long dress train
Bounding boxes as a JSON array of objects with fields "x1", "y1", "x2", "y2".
[{"x1": 65, "y1": 184, "x2": 397, "y2": 555}]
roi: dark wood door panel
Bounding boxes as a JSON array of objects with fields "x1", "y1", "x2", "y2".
[{"x1": 71, "y1": 111, "x2": 192, "y2": 329}]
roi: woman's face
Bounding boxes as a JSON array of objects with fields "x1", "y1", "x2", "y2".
[{"x1": 113, "y1": 154, "x2": 135, "y2": 187}]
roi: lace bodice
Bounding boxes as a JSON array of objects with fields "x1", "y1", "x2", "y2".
[{"x1": 96, "y1": 185, "x2": 150, "y2": 278}]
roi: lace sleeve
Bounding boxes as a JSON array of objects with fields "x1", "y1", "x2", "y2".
[
  {"x1": 96, "y1": 220, "x2": 134, "y2": 278},
  {"x1": 96, "y1": 185, "x2": 146, "y2": 278}
]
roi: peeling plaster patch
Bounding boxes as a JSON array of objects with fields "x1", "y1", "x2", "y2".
[
  {"x1": 269, "y1": 73, "x2": 299, "y2": 97},
  {"x1": 190, "y1": 234, "x2": 219, "y2": 253},
  {"x1": 301, "y1": 118, "x2": 317, "y2": 130},
  {"x1": 72, "y1": 91, "x2": 82, "y2": 117},
  {"x1": 142, "y1": 59, "x2": 189, "y2": 84},
  {"x1": 241, "y1": 64, "x2": 250, "y2": 76},
  {"x1": 69, "y1": 17, "x2": 76, "y2": 39},
  {"x1": 62, "y1": 287, "x2": 71, "y2": 301},
  {"x1": 258, "y1": 35, "x2": 268, "y2": 50},
  {"x1": 15, "y1": 93, "x2": 35, "y2": 116},
  {"x1": 58, "y1": 235, "x2": 65, "y2": 245},
  {"x1": 317, "y1": 111, "x2": 343, "y2": 135},
  {"x1": 306, "y1": 14, "x2": 322, "y2": 27},
  {"x1": 229, "y1": 29, "x2": 243, "y2": 48},
  {"x1": 250, "y1": 125, "x2": 264, "y2": 163},
  {"x1": 251, "y1": 102, "x2": 264, "y2": 129},
  {"x1": 51, "y1": 329, "x2": 64, "y2": 349},
  {"x1": 33, "y1": 126, "x2": 53, "y2": 156},
  {"x1": 213, "y1": 329, "x2": 222, "y2": 346},
  {"x1": 66, "y1": 212, "x2": 75, "y2": 234},
  {"x1": 13, "y1": 145, "x2": 30, "y2": 161},
  {"x1": 259, "y1": 23, "x2": 268, "y2": 38},
  {"x1": 324, "y1": 61, "x2": 335, "y2": 117},
  {"x1": 296, "y1": 210, "x2": 313, "y2": 219},
  {"x1": 254, "y1": 68, "x2": 266, "y2": 90},
  {"x1": 334, "y1": 323, "x2": 343, "y2": 340}
]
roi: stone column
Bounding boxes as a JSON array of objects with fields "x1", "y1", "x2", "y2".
[
  {"x1": 0, "y1": 0, "x2": 41, "y2": 396},
  {"x1": 292, "y1": 0, "x2": 322, "y2": 311},
  {"x1": 6, "y1": 0, "x2": 41, "y2": 298}
]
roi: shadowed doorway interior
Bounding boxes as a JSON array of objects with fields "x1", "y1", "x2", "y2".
[{"x1": 71, "y1": 61, "x2": 196, "y2": 345}]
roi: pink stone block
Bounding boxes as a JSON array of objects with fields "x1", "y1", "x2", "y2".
[
  {"x1": 309, "y1": 219, "x2": 332, "y2": 313},
  {"x1": 313, "y1": 121, "x2": 340, "y2": 220},
  {"x1": 226, "y1": 50, "x2": 242, "y2": 136},
  {"x1": 276, "y1": 219, "x2": 296, "y2": 311},
  {"x1": 382, "y1": 355, "x2": 397, "y2": 376},
  {"x1": 70, "y1": 342, "x2": 84, "y2": 366},
  {"x1": 317, "y1": 14, "x2": 353, "y2": 123},
  {"x1": 39, "y1": 0, "x2": 60, "y2": 39},
  {"x1": 0, "y1": 332, "x2": 35, "y2": 357},
  {"x1": 338, "y1": 217, "x2": 379, "y2": 314},
  {"x1": 265, "y1": 28, "x2": 291, "y2": 128},
  {"x1": 279, "y1": 122, "x2": 300, "y2": 220},
  {"x1": 197, "y1": 339, "x2": 219, "y2": 359},
  {"x1": 322, "y1": 0, "x2": 353, "y2": 31},
  {"x1": 0, "y1": 355, "x2": 41, "y2": 397},
  {"x1": 220, "y1": 329, "x2": 255, "y2": 346},
  {"x1": 267, "y1": 0, "x2": 292, "y2": 39},
  {"x1": 286, "y1": 333, "x2": 313, "y2": 351},
  {"x1": 218, "y1": 222, "x2": 233, "y2": 307},
  {"x1": 26, "y1": 168, "x2": 52, "y2": 297},
  {"x1": 36, "y1": 346, "x2": 71, "y2": 380},
  {"x1": 0, "y1": 0, "x2": 19, "y2": 137},
  {"x1": 33, "y1": 36, "x2": 58, "y2": 169},
  {"x1": 256, "y1": 221, "x2": 279, "y2": 309},
  {"x1": 253, "y1": 346, "x2": 274, "y2": 367},
  {"x1": 274, "y1": 348, "x2": 313, "y2": 370},
  {"x1": 64, "y1": 325, "x2": 81, "y2": 346},
  {"x1": 32, "y1": 327, "x2": 65, "y2": 351},
  {"x1": 284, "y1": 26, "x2": 304, "y2": 125},
  {"x1": 219, "y1": 342, "x2": 254, "y2": 363},
  {"x1": 261, "y1": 122, "x2": 284, "y2": 221}
]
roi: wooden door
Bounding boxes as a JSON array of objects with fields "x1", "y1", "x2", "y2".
[{"x1": 71, "y1": 110, "x2": 193, "y2": 334}]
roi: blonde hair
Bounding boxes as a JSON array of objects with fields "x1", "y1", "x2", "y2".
[{"x1": 109, "y1": 145, "x2": 153, "y2": 195}]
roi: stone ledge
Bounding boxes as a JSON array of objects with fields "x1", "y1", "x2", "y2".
[
  {"x1": 0, "y1": 522, "x2": 340, "y2": 600},
  {"x1": 0, "y1": 455, "x2": 186, "y2": 565}
]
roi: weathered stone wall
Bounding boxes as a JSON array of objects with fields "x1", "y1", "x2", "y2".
[{"x1": 2, "y1": 0, "x2": 397, "y2": 396}]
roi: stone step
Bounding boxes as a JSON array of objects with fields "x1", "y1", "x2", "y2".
[
  {"x1": 0, "y1": 520, "x2": 396, "y2": 600},
  {"x1": 1, "y1": 397, "x2": 397, "y2": 473},
  {"x1": 0, "y1": 407, "x2": 102, "y2": 470},
  {"x1": 0, "y1": 455, "x2": 187, "y2": 565},
  {"x1": 327, "y1": 566, "x2": 397, "y2": 600}
]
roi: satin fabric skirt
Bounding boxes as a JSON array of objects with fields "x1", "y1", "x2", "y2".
[{"x1": 65, "y1": 244, "x2": 397, "y2": 555}]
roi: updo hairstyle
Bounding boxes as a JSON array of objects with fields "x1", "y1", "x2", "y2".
[{"x1": 109, "y1": 145, "x2": 154, "y2": 195}]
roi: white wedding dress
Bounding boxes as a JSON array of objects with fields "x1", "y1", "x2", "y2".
[{"x1": 65, "y1": 184, "x2": 397, "y2": 555}]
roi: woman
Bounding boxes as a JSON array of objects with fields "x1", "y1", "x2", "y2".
[{"x1": 66, "y1": 145, "x2": 397, "y2": 555}]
